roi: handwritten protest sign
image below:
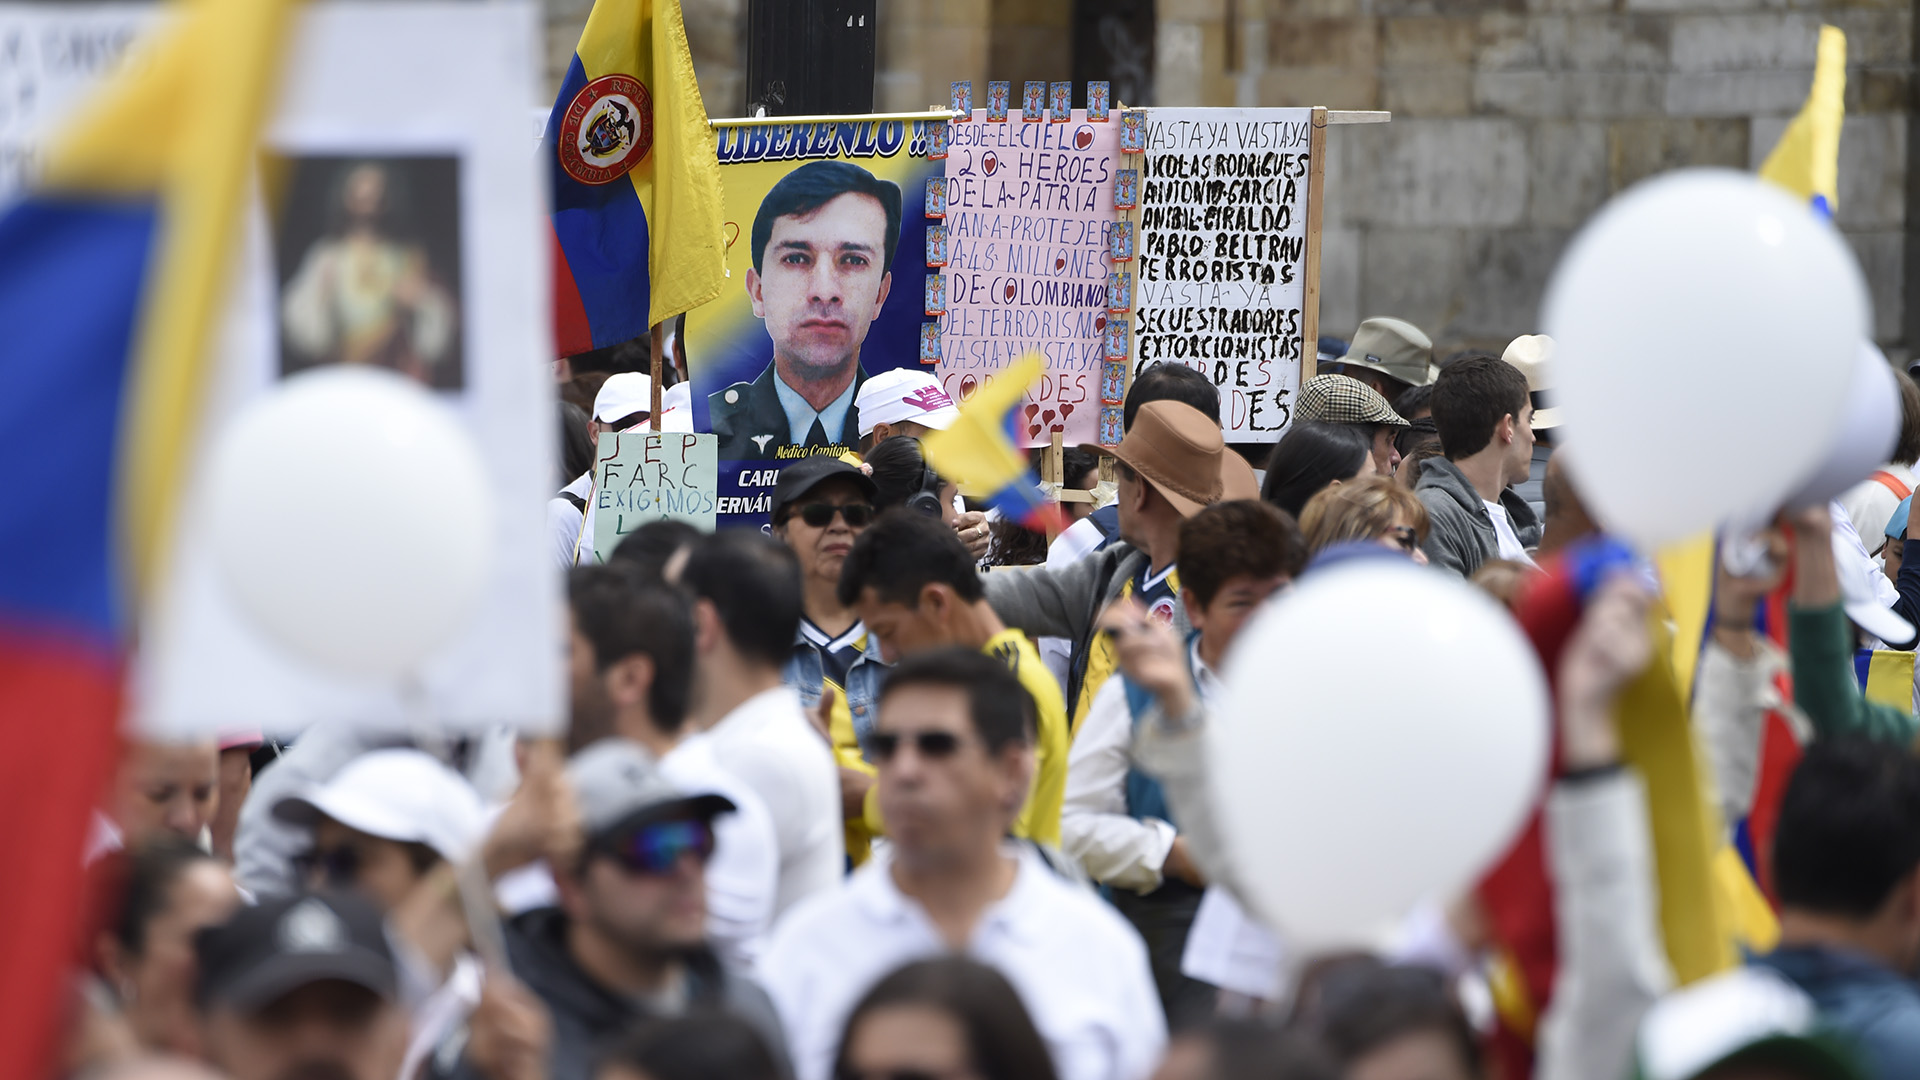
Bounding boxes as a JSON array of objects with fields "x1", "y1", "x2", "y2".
[
  {"x1": 0, "y1": 4, "x2": 163, "y2": 199},
  {"x1": 1134, "y1": 107, "x2": 1315, "y2": 440},
  {"x1": 939, "y1": 109, "x2": 1117, "y2": 447},
  {"x1": 593, "y1": 432, "x2": 718, "y2": 560}
]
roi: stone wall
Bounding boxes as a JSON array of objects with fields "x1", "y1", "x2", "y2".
[
  {"x1": 1157, "y1": 0, "x2": 1914, "y2": 355},
  {"x1": 541, "y1": 0, "x2": 1914, "y2": 355}
]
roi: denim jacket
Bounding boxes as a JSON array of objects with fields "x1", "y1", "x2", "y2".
[{"x1": 784, "y1": 627, "x2": 888, "y2": 758}]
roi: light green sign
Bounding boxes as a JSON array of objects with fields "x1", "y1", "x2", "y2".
[{"x1": 592, "y1": 432, "x2": 719, "y2": 560}]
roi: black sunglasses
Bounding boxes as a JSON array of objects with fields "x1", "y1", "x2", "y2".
[
  {"x1": 868, "y1": 730, "x2": 965, "y2": 762},
  {"x1": 796, "y1": 502, "x2": 875, "y2": 528},
  {"x1": 293, "y1": 845, "x2": 363, "y2": 888}
]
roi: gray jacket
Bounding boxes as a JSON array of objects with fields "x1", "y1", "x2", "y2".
[
  {"x1": 1414, "y1": 457, "x2": 1543, "y2": 577},
  {"x1": 984, "y1": 541, "x2": 1190, "y2": 718}
]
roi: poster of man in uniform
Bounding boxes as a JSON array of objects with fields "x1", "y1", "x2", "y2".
[{"x1": 686, "y1": 117, "x2": 940, "y2": 526}]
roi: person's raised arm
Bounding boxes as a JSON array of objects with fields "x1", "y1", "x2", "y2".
[
  {"x1": 1783, "y1": 506, "x2": 1918, "y2": 743},
  {"x1": 1536, "y1": 576, "x2": 1673, "y2": 1080}
]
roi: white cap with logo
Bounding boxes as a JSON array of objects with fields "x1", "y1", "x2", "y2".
[
  {"x1": 593, "y1": 372, "x2": 654, "y2": 424},
  {"x1": 855, "y1": 369, "x2": 960, "y2": 438}
]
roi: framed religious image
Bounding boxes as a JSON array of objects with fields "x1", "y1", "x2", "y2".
[{"x1": 272, "y1": 153, "x2": 464, "y2": 389}]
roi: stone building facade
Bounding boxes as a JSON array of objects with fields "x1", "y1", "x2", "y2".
[{"x1": 544, "y1": 0, "x2": 1914, "y2": 356}]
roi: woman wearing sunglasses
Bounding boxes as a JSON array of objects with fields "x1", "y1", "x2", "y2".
[
  {"x1": 772, "y1": 456, "x2": 891, "y2": 865},
  {"x1": 1297, "y1": 476, "x2": 1431, "y2": 566}
]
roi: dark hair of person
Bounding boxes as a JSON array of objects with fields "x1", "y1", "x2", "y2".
[
  {"x1": 678, "y1": 530, "x2": 803, "y2": 669},
  {"x1": 598, "y1": 1012, "x2": 782, "y2": 1080},
  {"x1": 1178, "y1": 500, "x2": 1306, "y2": 608},
  {"x1": 987, "y1": 516, "x2": 1048, "y2": 566},
  {"x1": 608, "y1": 519, "x2": 706, "y2": 582},
  {"x1": 1260, "y1": 422, "x2": 1372, "y2": 518},
  {"x1": 563, "y1": 371, "x2": 609, "y2": 412},
  {"x1": 878, "y1": 649, "x2": 1035, "y2": 750},
  {"x1": 112, "y1": 836, "x2": 219, "y2": 958},
  {"x1": 1124, "y1": 363, "x2": 1221, "y2": 430},
  {"x1": 751, "y1": 160, "x2": 904, "y2": 273},
  {"x1": 1893, "y1": 367, "x2": 1920, "y2": 466},
  {"x1": 568, "y1": 565, "x2": 696, "y2": 735},
  {"x1": 1773, "y1": 738, "x2": 1920, "y2": 919},
  {"x1": 837, "y1": 509, "x2": 982, "y2": 608},
  {"x1": 559, "y1": 401, "x2": 593, "y2": 486},
  {"x1": 1430, "y1": 354, "x2": 1529, "y2": 460},
  {"x1": 1176, "y1": 1020, "x2": 1342, "y2": 1080},
  {"x1": 1300, "y1": 957, "x2": 1481, "y2": 1078},
  {"x1": 865, "y1": 436, "x2": 946, "y2": 516},
  {"x1": 832, "y1": 958, "x2": 1057, "y2": 1080},
  {"x1": 1061, "y1": 445, "x2": 1101, "y2": 489},
  {"x1": 1393, "y1": 383, "x2": 1435, "y2": 420}
]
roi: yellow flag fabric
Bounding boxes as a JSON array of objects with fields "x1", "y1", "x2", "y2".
[
  {"x1": 1758, "y1": 26, "x2": 1847, "y2": 215},
  {"x1": 1864, "y1": 650, "x2": 1916, "y2": 711},
  {"x1": 41, "y1": 0, "x2": 296, "y2": 604},
  {"x1": 1617, "y1": 614, "x2": 1739, "y2": 983},
  {"x1": 1655, "y1": 534, "x2": 1717, "y2": 706},
  {"x1": 572, "y1": 0, "x2": 726, "y2": 328}
]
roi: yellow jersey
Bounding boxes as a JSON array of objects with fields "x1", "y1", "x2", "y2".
[{"x1": 983, "y1": 628, "x2": 1069, "y2": 848}]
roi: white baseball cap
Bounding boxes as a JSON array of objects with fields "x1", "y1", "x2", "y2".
[
  {"x1": 273, "y1": 749, "x2": 487, "y2": 864},
  {"x1": 855, "y1": 369, "x2": 960, "y2": 437},
  {"x1": 593, "y1": 372, "x2": 653, "y2": 424}
]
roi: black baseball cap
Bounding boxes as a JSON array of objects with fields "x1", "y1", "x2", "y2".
[
  {"x1": 194, "y1": 892, "x2": 396, "y2": 1012},
  {"x1": 769, "y1": 456, "x2": 877, "y2": 524}
]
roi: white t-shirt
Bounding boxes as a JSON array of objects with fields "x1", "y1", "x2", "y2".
[
  {"x1": 703, "y1": 686, "x2": 845, "y2": 915},
  {"x1": 660, "y1": 733, "x2": 781, "y2": 971},
  {"x1": 762, "y1": 847, "x2": 1167, "y2": 1080},
  {"x1": 548, "y1": 471, "x2": 595, "y2": 569},
  {"x1": 1484, "y1": 499, "x2": 1535, "y2": 565},
  {"x1": 1839, "y1": 464, "x2": 1915, "y2": 553}
]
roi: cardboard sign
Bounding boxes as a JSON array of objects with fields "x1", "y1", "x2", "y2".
[
  {"x1": 1133, "y1": 107, "x2": 1314, "y2": 440},
  {"x1": 938, "y1": 110, "x2": 1118, "y2": 447},
  {"x1": 592, "y1": 432, "x2": 718, "y2": 560}
]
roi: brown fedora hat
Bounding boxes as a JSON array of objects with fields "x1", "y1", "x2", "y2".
[{"x1": 1110, "y1": 401, "x2": 1229, "y2": 518}]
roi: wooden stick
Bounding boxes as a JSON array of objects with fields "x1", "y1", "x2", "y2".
[
  {"x1": 1300, "y1": 106, "x2": 1328, "y2": 392},
  {"x1": 1326, "y1": 110, "x2": 1391, "y2": 125},
  {"x1": 1045, "y1": 430, "x2": 1064, "y2": 484},
  {"x1": 649, "y1": 322, "x2": 664, "y2": 432}
]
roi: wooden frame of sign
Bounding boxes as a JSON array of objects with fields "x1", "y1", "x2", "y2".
[{"x1": 1115, "y1": 106, "x2": 1389, "y2": 446}]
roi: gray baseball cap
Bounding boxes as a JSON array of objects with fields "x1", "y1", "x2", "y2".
[{"x1": 567, "y1": 739, "x2": 734, "y2": 841}]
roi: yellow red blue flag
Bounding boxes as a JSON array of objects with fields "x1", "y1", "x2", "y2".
[{"x1": 923, "y1": 352, "x2": 1060, "y2": 532}]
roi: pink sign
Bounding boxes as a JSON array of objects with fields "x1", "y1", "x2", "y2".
[{"x1": 933, "y1": 109, "x2": 1119, "y2": 447}]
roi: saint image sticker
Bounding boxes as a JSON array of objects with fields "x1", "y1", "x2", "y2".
[
  {"x1": 1022, "y1": 81, "x2": 1045, "y2": 121},
  {"x1": 688, "y1": 116, "x2": 942, "y2": 529},
  {"x1": 926, "y1": 224, "x2": 948, "y2": 266},
  {"x1": 950, "y1": 81, "x2": 972, "y2": 119},
  {"x1": 1114, "y1": 169, "x2": 1138, "y2": 210},
  {"x1": 1049, "y1": 81, "x2": 1072, "y2": 122},
  {"x1": 986, "y1": 81, "x2": 1010, "y2": 122},
  {"x1": 1086, "y1": 81, "x2": 1110, "y2": 122},
  {"x1": 557, "y1": 73, "x2": 654, "y2": 185}
]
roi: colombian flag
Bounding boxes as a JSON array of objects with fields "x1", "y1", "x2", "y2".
[
  {"x1": 923, "y1": 353, "x2": 1061, "y2": 533},
  {"x1": 1759, "y1": 25, "x2": 1846, "y2": 218},
  {"x1": 0, "y1": 0, "x2": 291, "y2": 1074},
  {"x1": 547, "y1": 0, "x2": 726, "y2": 356}
]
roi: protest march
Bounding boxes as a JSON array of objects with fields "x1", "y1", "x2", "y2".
[{"x1": 8, "y1": 3, "x2": 1920, "y2": 1080}]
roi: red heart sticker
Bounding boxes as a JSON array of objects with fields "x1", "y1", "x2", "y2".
[
  {"x1": 960, "y1": 375, "x2": 977, "y2": 398},
  {"x1": 1004, "y1": 282, "x2": 1017, "y2": 302},
  {"x1": 1094, "y1": 315, "x2": 1107, "y2": 332},
  {"x1": 1024, "y1": 403, "x2": 1040, "y2": 420},
  {"x1": 1054, "y1": 256, "x2": 1066, "y2": 272},
  {"x1": 1028, "y1": 423, "x2": 1042, "y2": 439},
  {"x1": 1074, "y1": 127, "x2": 1093, "y2": 151},
  {"x1": 1060, "y1": 403, "x2": 1076, "y2": 418},
  {"x1": 982, "y1": 152, "x2": 998, "y2": 175},
  {"x1": 1041, "y1": 409, "x2": 1056, "y2": 427}
]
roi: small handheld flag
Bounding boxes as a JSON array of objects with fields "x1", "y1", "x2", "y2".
[
  {"x1": 922, "y1": 353, "x2": 1061, "y2": 533},
  {"x1": 1758, "y1": 25, "x2": 1846, "y2": 218}
]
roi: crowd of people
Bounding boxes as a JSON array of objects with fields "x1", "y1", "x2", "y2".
[{"x1": 65, "y1": 311, "x2": 1920, "y2": 1080}]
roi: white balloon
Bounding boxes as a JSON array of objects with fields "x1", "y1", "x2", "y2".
[
  {"x1": 203, "y1": 367, "x2": 497, "y2": 680},
  {"x1": 1543, "y1": 169, "x2": 1869, "y2": 547},
  {"x1": 1781, "y1": 342, "x2": 1900, "y2": 508},
  {"x1": 1211, "y1": 561, "x2": 1549, "y2": 948}
]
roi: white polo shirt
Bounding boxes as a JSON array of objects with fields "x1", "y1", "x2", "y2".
[{"x1": 761, "y1": 846, "x2": 1167, "y2": 1080}]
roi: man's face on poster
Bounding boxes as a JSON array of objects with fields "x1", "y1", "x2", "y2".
[{"x1": 747, "y1": 191, "x2": 892, "y2": 383}]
